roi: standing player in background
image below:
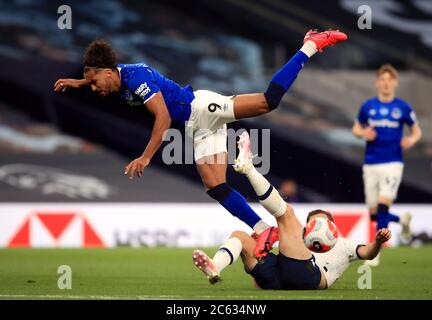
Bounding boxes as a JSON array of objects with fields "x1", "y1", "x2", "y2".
[
  {"x1": 352, "y1": 64, "x2": 422, "y2": 266},
  {"x1": 54, "y1": 29, "x2": 347, "y2": 258}
]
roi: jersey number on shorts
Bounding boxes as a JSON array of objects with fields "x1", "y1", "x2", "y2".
[{"x1": 385, "y1": 176, "x2": 399, "y2": 192}]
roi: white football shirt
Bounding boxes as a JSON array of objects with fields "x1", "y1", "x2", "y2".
[{"x1": 313, "y1": 238, "x2": 364, "y2": 288}]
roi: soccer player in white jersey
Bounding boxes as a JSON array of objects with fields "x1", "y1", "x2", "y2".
[
  {"x1": 192, "y1": 132, "x2": 391, "y2": 289},
  {"x1": 352, "y1": 64, "x2": 422, "y2": 266}
]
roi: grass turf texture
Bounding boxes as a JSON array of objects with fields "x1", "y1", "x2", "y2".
[{"x1": 0, "y1": 246, "x2": 431, "y2": 300}]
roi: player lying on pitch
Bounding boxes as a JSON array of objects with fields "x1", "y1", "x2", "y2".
[
  {"x1": 54, "y1": 29, "x2": 347, "y2": 258},
  {"x1": 192, "y1": 132, "x2": 391, "y2": 289}
]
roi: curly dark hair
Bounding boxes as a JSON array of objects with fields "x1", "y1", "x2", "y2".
[
  {"x1": 306, "y1": 209, "x2": 334, "y2": 223},
  {"x1": 83, "y1": 39, "x2": 117, "y2": 71}
]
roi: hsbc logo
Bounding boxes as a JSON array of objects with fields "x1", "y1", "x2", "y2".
[
  {"x1": 8, "y1": 212, "x2": 104, "y2": 248},
  {"x1": 114, "y1": 229, "x2": 190, "y2": 247}
]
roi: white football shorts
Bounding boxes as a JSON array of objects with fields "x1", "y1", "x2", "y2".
[
  {"x1": 362, "y1": 162, "x2": 404, "y2": 208},
  {"x1": 187, "y1": 90, "x2": 236, "y2": 161}
]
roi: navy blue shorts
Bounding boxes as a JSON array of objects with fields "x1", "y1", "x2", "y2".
[{"x1": 248, "y1": 253, "x2": 321, "y2": 290}]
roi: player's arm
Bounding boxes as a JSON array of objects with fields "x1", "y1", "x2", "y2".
[
  {"x1": 124, "y1": 92, "x2": 171, "y2": 179},
  {"x1": 401, "y1": 123, "x2": 422, "y2": 150},
  {"x1": 352, "y1": 121, "x2": 376, "y2": 141},
  {"x1": 357, "y1": 228, "x2": 392, "y2": 260},
  {"x1": 141, "y1": 92, "x2": 172, "y2": 161},
  {"x1": 54, "y1": 78, "x2": 89, "y2": 92},
  {"x1": 352, "y1": 102, "x2": 376, "y2": 141}
]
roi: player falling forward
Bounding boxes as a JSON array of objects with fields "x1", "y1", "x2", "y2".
[
  {"x1": 352, "y1": 64, "x2": 422, "y2": 266},
  {"x1": 192, "y1": 132, "x2": 391, "y2": 289},
  {"x1": 54, "y1": 29, "x2": 347, "y2": 258}
]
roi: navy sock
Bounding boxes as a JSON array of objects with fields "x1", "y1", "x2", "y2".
[
  {"x1": 388, "y1": 213, "x2": 400, "y2": 223},
  {"x1": 264, "y1": 50, "x2": 309, "y2": 109},
  {"x1": 376, "y1": 204, "x2": 400, "y2": 229},
  {"x1": 207, "y1": 183, "x2": 261, "y2": 229}
]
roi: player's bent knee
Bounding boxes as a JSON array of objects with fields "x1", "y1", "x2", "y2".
[
  {"x1": 283, "y1": 204, "x2": 295, "y2": 216},
  {"x1": 257, "y1": 99, "x2": 271, "y2": 114},
  {"x1": 206, "y1": 182, "x2": 231, "y2": 201},
  {"x1": 264, "y1": 82, "x2": 285, "y2": 111},
  {"x1": 199, "y1": 171, "x2": 226, "y2": 191},
  {"x1": 203, "y1": 180, "x2": 221, "y2": 191},
  {"x1": 276, "y1": 204, "x2": 295, "y2": 226},
  {"x1": 230, "y1": 230, "x2": 248, "y2": 239}
]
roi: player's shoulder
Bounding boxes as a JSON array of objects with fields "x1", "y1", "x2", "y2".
[
  {"x1": 119, "y1": 63, "x2": 155, "y2": 87},
  {"x1": 119, "y1": 62, "x2": 152, "y2": 71},
  {"x1": 336, "y1": 237, "x2": 358, "y2": 250},
  {"x1": 336, "y1": 237, "x2": 354, "y2": 246},
  {"x1": 393, "y1": 97, "x2": 412, "y2": 110},
  {"x1": 361, "y1": 97, "x2": 378, "y2": 108}
]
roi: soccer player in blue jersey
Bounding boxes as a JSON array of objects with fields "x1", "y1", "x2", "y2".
[
  {"x1": 54, "y1": 29, "x2": 347, "y2": 258},
  {"x1": 352, "y1": 64, "x2": 422, "y2": 266}
]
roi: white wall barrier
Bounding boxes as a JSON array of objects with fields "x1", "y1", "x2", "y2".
[{"x1": 0, "y1": 203, "x2": 430, "y2": 248}]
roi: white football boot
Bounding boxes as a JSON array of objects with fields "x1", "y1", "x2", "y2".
[
  {"x1": 192, "y1": 249, "x2": 221, "y2": 285},
  {"x1": 233, "y1": 131, "x2": 254, "y2": 175},
  {"x1": 400, "y1": 212, "x2": 412, "y2": 242}
]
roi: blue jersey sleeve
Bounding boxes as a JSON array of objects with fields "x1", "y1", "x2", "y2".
[
  {"x1": 402, "y1": 103, "x2": 417, "y2": 126},
  {"x1": 357, "y1": 101, "x2": 369, "y2": 125},
  {"x1": 127, "y1": 68, "x2": 160, "y2": 104}
]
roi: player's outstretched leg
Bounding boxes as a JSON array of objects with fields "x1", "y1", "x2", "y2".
[
  {"x1": 234, "y1": 132, "x2": 284, "y2": 259},
  {"x1": 376, "y1": 201, "x2": 412, "y2": 242},
  {"x1": 192, "y1": 249, "x2": 221, "y2": 284},
  {"x1": 192, "y1": 236, "x2": 245, "y2": 284},
  {"x1": 234, "y1": 131, "x2": 312, "y2": 261},
  {"x1": 232, "y1": 29, "x2": 348, "y2": 119}
]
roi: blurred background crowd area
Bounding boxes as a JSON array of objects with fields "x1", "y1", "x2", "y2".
[{"x1": 0, "y1": 0, "x2": 431, "y2": 203}]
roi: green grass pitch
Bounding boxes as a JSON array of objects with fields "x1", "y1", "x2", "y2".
[{"x1": 0, "y1": 246, "x2": 431, "y2": 300}]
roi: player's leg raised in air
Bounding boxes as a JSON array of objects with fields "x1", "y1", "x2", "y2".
[
  {"x1": 194, "y1": 29, "x2": 348, "y2": 255},
  {"x1": 233, "y1": 131, "x2": 324, "y2": 289},
  {"x1": 232, "y1": 29, "x2": 347, "y2": 119},
  {"x1": 193, "y1": 131, "x2": 325, "y2": 289}
]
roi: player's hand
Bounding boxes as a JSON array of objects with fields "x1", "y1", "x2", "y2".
[
  {"x1": 401, "y1": 136, "x2": 415, "y2": 150},
  {"x1": 124, "y1": 156, "x2": 150, "y2": 179},
  {"x1": 376, "y1": 228, "x2": 392, "y2": 244},
  {"x1": 54, "y1": 78, "x2": 88, "y2": 92},
  {"x1": 363, "y1": 126, "x2": 377, "y2": 142}
]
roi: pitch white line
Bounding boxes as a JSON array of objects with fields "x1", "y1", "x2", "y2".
[
  {"x1": 199, "y1": 295, "x2": 345, "y2": 299},
  {"x1": 0, "y1": 294, "x2": 181, "y2": 300},
  {"x1": 0, "y1": 294, "x2": 347, "y2": 300}
]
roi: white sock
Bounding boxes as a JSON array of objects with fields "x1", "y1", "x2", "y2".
[
  {"x1": 253, "y1": 220, "x2": 270, "y2": 234},
  {"x1": 213, "y1": 237, "x2": 242, "y2": 273},
  {"x1": 246, "y1": 167, "x2": 287, "y2": 218},
  {"x1": 300, "y1": 41, "x2": 318, "y2": 58}
]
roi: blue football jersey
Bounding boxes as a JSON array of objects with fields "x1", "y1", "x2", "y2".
[
  {"x1": 357, "y1": 97, "x2": 417, "y2": 164},
  {"x1": 117, "y1": 63, "x2": 194, "y2": 124}
]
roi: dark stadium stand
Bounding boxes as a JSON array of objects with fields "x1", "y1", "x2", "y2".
[{"x1": 0, "y1": 102, "x2": 210, "y2": 202}]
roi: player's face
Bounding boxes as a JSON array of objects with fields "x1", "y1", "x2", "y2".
[
  {"x1": 84, "y1": 69, "x2": 116, "y2": 97},
  {"x1": 376, "y1": 72, "x2": 398, "y2": 97}
]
